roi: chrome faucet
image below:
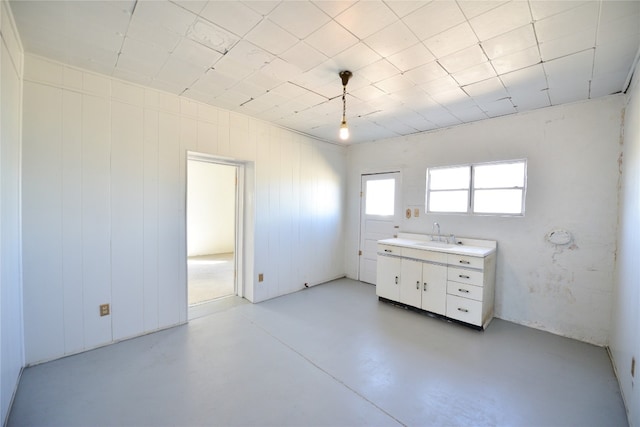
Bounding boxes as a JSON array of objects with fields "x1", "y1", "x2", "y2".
[{"x1": 431, "y1": 222, "x2": 441, "y2": 242}]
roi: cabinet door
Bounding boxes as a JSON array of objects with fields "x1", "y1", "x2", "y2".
[
  {"x1": 400, "y1": 259, "x2": 422, "y2": 308},
  {"x1": 421, "y1": 263, "x2": 447, "y2": 315},
  {"x1": 376, "y1": 256, "x2": 401, "y2": 301}
]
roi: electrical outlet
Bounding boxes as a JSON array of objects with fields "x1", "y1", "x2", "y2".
[
  {"x1": 100, "y1": 304, "x2": 110, "y2": 317},
  {"x1": 414, "y1": 208, "x2": 419, "y2": 217},
  {"x1": 258, "y1": 273, "x2": 264, "y2": 282}
]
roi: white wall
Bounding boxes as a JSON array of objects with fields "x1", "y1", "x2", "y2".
[
  {"x1": 346, "y1": 96, "x2": 624, "y2": 346},
  {"x1": 187, "y1": 161, "x2": 235, "y2": 257},
  {"x1": 0, "y1": 0, "x2": 23, "y2": 423},
  {"x1": 21, "y1": 54, "x2": 346, "y2": 365},
  {"x1": 611, "y1": 58, "x2": 640, "y2": 426}
]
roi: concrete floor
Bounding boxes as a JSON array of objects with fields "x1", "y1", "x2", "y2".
[{"x1": 9, "y1": 279, "x2": 628, "y2": 426}]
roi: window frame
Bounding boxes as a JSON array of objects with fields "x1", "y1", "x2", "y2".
[{"x1": 426, "y1": 159, "x2": 527, "y2": 216}]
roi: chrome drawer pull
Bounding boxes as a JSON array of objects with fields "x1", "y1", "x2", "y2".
[
  {"x1": 457, "y1": 308, "x2": 469, "y2": 313},
  {"x1": 423, "y1": 283, "x2": 427, "y2": 291},
  {"x1": 416, "y1": 281, "x2": 420, "y2": 290},
  {"x1": 384, "y1": 249, "x2": 392, "y2": 253},
  {"x1": 459, "y1": 260, "x2": 470, "y2": 264},
  {"x1": 458, "y1": 288, "x2": 469, "y2": 293},
  {"x1": 459, "y1": 274, "x2": 470, "y2": 279},
  {"x1": 395, "y1": 276, "x2": 398, "y2": 285}
]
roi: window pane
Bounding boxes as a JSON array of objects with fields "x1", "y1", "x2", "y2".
[
  {"x1": 474, "y1": 162, "x2": 525, "y2": 188},
  {"x1": 429, "y1": 190, "x2": 468, "y2": 212},
  {"x1": 474, "y1": 189, "x2": 523, "y2": 214},
  {"x1": 366, "y1": 179, "x2": 395, "y2": 215},
  {"x1": 428, "y1": 166, "x2": 470, "y2": 190}
]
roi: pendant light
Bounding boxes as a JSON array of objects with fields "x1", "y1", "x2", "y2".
[{"x1": 339, "y1": 70, "x2": 352, "y2": 140}]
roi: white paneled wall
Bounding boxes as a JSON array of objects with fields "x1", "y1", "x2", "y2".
[
  {"x1": 611, "y1": 59, "x2": 640, "y2": 427},
  {"x1": 346, "y1": 96, "x2": 624, "y2": 346},
  {"x1": 0, "y1": 0, "x2": 24, "y2": 423},
  {"x1": 21, "y1": 54, "x2": 346, "y2": 365}
]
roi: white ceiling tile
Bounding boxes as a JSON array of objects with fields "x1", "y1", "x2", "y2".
[
  {"x1": 404, "y1": 61, "x2": 448, "y2": 85},
  {"x1": 222, "y1": 40, "x2": 273, "y2": 70},
  {"x1": 594, "y1": 37, "x2": 640, "y2": 77},
  {"x1": 231, "y1": 80, "x2": 269, "y2": 98},
  {"x1": 261, "y1": 58, "x2": 302, "y2": 83},
  {"x1": 403, "y1": 1, "x2": 466, "y2": 41},
  {"x1": 482, "y1": 24, "x2": 537, "y2": 60},
  {"x1": 600, "y1": 0, "x2": 640, "y2": 23},
  {"x1": 421, "y1": 75, "x2": 463, "y2": 96},
  {"x1": 270, "y1": 82, "x2": 308, "y2": 98},
  {"x1": 351, "y1": 84, "x2": 387, "y2": 102},
  {"x1": 172, "y1": 36, "x2": 223, "y2": 70},
  {"x1": 423, "y1": 22, "x2": 478, "y2": 59},
  {"x1": 199, "y1": 1, "x2": 263, "y2": 37},
  {"x1": 241, "y1": 1, "x2": 281, "y2": 16},
  {"x1": 448, "y1": 104, "x2": 488, "y2": 123},
  {"x1": 182, "y1": 88, "x2": 214, "y2": 104},
  {"x1": 127, "y1": 15, "x2": 181, "y2": 52},
  {"x1": 280, "y1": 41, "x2": 328, "y2": 72},
  {"x1": 456, "y1": 1, "x2": 507, "y2": 19},
  {"x1": 133, "y1": 1, "x2": 197, "y2": 36},
  {"x1": 500, "y1": 64, "x2": 548, "y2": 93},
  {"x1": 334, "y1": 1, "x2": 397, "y2": 39},
  {"x1": 539, "y1": 30, "x2": 596, "y2": 62},
  {"x1": 529, "y1": 1, "x2": 589, "y2": 21},
  {"x1": 214, "y1": 89, "x2": 251, "y2": 109},
  {"x1": 534, "y1": 2, "x2": 599, "y2": 43},
  {"x1": 191, "y1": 68, "x2": 237, "y2": 93},
  {"x1": 243, "y1": 70, "x2": 282, "y2": 91},
  {"x1": 597, "y1": 12, "x2": 640, "y2": 46},
  {"x1": 269, "y1": 2, "x2": 330, "y2": 39},
  {"x1": 387, "y1": 43, "x2": 436, "y2": 72},
  {"x1": 169, "y1": 0, "x2": 207, "y2": 15},
  {"x1": 374, "y1": 74, "x2": 415, "y2": 94},
  {"x1": 543, "y1": 50, "x2": 594, "y2": 85},
  {"x1": 439, "y1": 44, "x2": 488, "y2": 74},
  {"x1": 453, "y1": 62, "x2": 496, "y2": 86},
  {"x1": 384, "y1": 1, "x2": 427, "y2": 18},
  {"x1": 212, "y1": 56, "x2": 255, "y2": 80},
  {"x1": 462, "y1": 77, "x2": 508, "y2": 103},
  {"x1": 478, "y1": 98, "x2": 516, "y2": 118},
  {"x1": 491, "y1": 46, "x2": 540, "y2": 75},
  {"x1": 311, "y1": 1, "x2": 355, "y2": 18},
  {"x1": 156, "y1": 56, "x2": 204, "y2": 88},
  {"x1": 358, "y1": 59, "x2": 399, "y2": 84},
  {"x1": 186, "y1": 18, "x2": 240, "y2": 54},
  {"x1": 112, "y1": 67, "x2": 153, "y2": 88},
  {"x1": 305, "y1": 20, "x2": 359, "y2": 57},
  {"x1": 547, "y1": 79, "x2": 590, "y2": 105},
  {"x1": 119, "y1": 37, "x2": 169, "y2": 75},
  {"x1": 421, "y1": 107, "x2": 463, "y2": 127},
  {"x1": 332, "y1": 42, "x2": 382, "y2": 71},
  {"x1": 509, "y1": 89, "x2": 551, "y2": 111},
  {"x1": 244, "y1": 19, "x2": 298, "y2": 55},
  {"x1": 590, "y1": 71, "x2": 628, "y2": 97},
  {"x1": 364, "y1": 21, "x2": 419, "y2": 58},
  {"x1": 374, "y1": 116, "x2": 419, "y2": 135},
  {"x1": 469, "y1": 1, "x2": 532, "y2": 41}
]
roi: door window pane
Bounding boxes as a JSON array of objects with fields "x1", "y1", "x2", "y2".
[{"x1": 366, "y1": 179, "x2": 395, "y2": 216}]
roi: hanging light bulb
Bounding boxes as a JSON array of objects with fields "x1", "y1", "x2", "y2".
[{"x1": 339, "y1": 70, "x2": 352, "y2": 140}]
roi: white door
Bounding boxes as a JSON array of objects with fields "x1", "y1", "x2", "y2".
[{"x1": 358, "y1": 172, "x2": 402, "y2": 284}]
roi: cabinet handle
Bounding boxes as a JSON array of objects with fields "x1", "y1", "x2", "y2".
[
  {"x1": 459, "y1": 260, "x2": 470, "y2": 265},
  {"x1": 458, "y1": 288, "x2": 469, "y2": 293},
  {"x1": 416, "y1": 281, "x2": 420, "y2": 290},
  {"x1": 459, "y1": 274, "x2": 470, "y2": 279},
  {"x1": 423, "y1": 283, "x2": 427, "y2": 291},
  {"x1": 457, "y1": 307, "x2": 469, "y2": 313},
  {"x1": 395, "y1": 276, "x2": 398, "y2": 285},
  {"x1": 384, "y1": 249, "x2": 392, "y2": 253}
]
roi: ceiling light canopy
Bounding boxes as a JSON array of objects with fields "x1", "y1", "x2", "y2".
[{"x1": 339, "y1": 70, "x2": 352, "y2": 141}]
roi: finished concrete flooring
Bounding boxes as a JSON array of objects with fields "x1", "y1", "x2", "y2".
[{"x1": 9, "y1": 279, "x2": 628, "y2": 426}]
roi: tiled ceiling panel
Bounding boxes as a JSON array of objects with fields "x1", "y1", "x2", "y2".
[{"x1": 8, "y1": 0, "x2": 640, "y2": 144}]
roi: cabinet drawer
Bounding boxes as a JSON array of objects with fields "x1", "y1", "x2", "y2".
[
  {"x1": 447, "y1": 281, "x2": 483, "y2": 302},
  {"x1": 447, "y1": 253, "x2": 483, "y2": 269},
  {"x1": 448, "y1": 266, "x2": 484, "y2": 286},
  {"x1": 378, "y1": 244, "x2": 401, "y2": 256},
  {"x1": 402, "y1": 247, "x2": 447, "y2": 263},
  {"x1": 446, "y1": 295, "x2": 482, "y2": 326}
]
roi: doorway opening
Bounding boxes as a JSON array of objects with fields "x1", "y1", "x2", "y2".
[
  {"x1": 358, "y1": 172, "x2": 402, "y2": 285},
  {"x1": 187, "y1": 156, "x2": 241, "y2": 306}
]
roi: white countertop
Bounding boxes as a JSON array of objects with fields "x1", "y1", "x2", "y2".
[{"x1": 379, "y1": 237, "x2": 496, "y2": 257}]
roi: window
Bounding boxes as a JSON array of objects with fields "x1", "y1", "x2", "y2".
[
  {"x1": 365, "y1": 178, "x2": 395, "y2": 216},
  {"x1": 426, "y1": 160, "x2": 526, "y2": 215}
]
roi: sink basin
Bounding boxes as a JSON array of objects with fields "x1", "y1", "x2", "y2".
[{"x1": 414, "y1": 241, "x2": 455, "y2": 248}]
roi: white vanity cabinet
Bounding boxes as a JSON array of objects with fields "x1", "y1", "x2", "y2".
[{"x1": 376, "y1": 233, "x2": 497, "y2": 330}]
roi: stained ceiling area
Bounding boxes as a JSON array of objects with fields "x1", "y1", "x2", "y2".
[{"x1": 8, "y1": 0, "x2": 640, "y2": 144}]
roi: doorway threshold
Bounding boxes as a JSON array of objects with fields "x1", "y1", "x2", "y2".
[{"x1": 188, "y1": 296, "x2": 249, "y2": 321}]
